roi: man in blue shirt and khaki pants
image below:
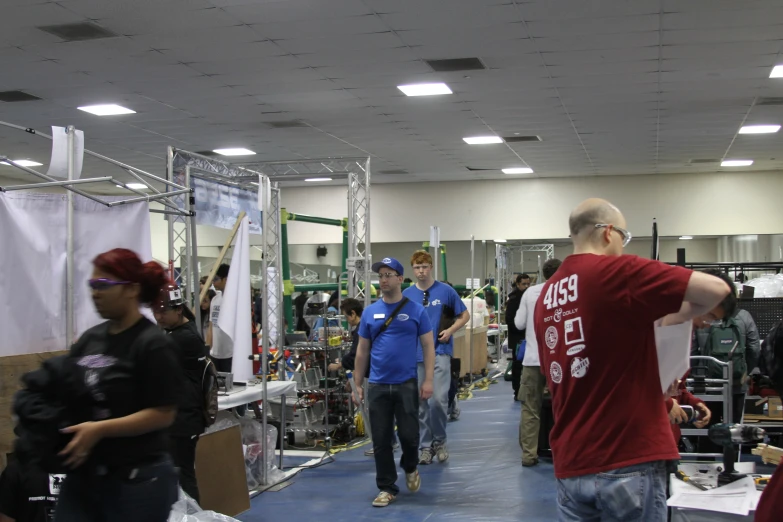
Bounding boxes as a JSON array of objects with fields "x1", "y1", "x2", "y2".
[{"x1": 354, "y1": 257, "x2": 435, "y2": 508}]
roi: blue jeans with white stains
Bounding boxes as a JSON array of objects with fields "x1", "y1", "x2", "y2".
[{"x1": 556, "y1": 460, "x2": 668, "y2": 522}]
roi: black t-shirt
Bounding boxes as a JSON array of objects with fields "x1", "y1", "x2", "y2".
[
  {"x1": 69, "y1": 317, "x2": 181, "y2": 469},
  {"x1": 164, "y1": 320, "x2": 208, "y2": 437},
  {"x1": 0, "y1": 456, "x2": 63, "y2": 522}
]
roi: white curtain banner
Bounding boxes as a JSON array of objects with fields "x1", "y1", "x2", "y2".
[
  {"x1": 0, "y1": 193, "x2": 152, "y2": 356},
  {"x1": 218, "y1": 216, "x2": 253, "y2": 381}
]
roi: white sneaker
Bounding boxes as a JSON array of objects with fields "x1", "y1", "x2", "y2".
[
  {"x1": 372, "y1": 491, "x2": 395, "y2": 507},
  {"x1": 435, "y1": 443, "x2": 449, "y2": 463},
  {"x1": 419, "y1": 447, "x2": 434, "y2": 465},
  {"x1": 405, "y1": 470, "x2": 420, "y2": 492}
]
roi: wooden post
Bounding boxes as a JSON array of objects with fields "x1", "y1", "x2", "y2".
[{"x1": 199, "y1": 211, "x2": 246, "y2": 303}]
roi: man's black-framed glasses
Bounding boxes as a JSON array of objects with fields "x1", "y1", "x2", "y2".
[{"x1": 594, "y1": 224, "x2": 632, "y2": 247}]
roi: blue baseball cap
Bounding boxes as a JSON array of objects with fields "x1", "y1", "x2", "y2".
[{"x1": 372, "y1": 257, "x2": 404, "y2": 276}]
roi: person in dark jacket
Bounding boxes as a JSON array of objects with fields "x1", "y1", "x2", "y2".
[
  {"x1": 505, "y1": 274, "x2": 530, "y2": 401},
  {"x1": 294, "y1": 291, "x2": 310, "y2": 335},
  {"x1": 153, "y1": 283, "x2": 208, "y2": 503},
  {"x1": 328, "y1": 298, "x2": 364, "y2": 372}
]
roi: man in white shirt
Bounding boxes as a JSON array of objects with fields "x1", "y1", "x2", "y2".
[
  {"x1": 207, "y1": 264, "x2": 234, "y2": 373},
  {"x1": 514, "y1": 258, "x2": 562, "y2": 467}
]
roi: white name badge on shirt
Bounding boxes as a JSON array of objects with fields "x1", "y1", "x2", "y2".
[{"x1": 374, "y1": 313, "x2": 386, "y2": 319}]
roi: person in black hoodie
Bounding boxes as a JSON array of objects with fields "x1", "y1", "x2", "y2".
[
  {"x1": 153, "y1": 283, "x2": 208, "y2": 503},
  {"x1": 505, "y1": 274, "x2": 530, "y2": 401},
  {"x1": 52, "y1": 248, "x2": 181, "y2": 522}
]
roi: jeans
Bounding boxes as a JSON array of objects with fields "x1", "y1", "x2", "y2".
[
  {"x1": 170, "y1": 435, "x2": 200, "y2": 503},
  {"x1": 556, "y1": 460, "x2": 668, "y2": 522},
  {"x1": 519, "y1": 365, "x2": 547, "y2": 463},
  {"x1": 417, "y1": 354, "x2": 451, "y2": 448},
  {"x1": 55, "y1": 456, "x2": 178, "y2": 522},
  {"x1": 368, "y1": 379, "x2": 420, "y2": 495}
]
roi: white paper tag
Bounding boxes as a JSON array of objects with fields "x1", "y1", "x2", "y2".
[{"x1": 374, "y1": 313, "x2": 386, "y2": 319}]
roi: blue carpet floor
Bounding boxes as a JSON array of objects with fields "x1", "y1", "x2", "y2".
[{"x1": 238, "y1": 377, "x2": 559, "y2": 521}]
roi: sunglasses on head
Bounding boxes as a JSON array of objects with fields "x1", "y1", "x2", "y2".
[{"x1": 88, "y1": 278, "x2": 131, "y2": 291}]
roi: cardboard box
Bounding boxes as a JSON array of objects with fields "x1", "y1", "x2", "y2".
[
  {"x1": 769, "y1": 397, "x2": 782, "y2": 419},
  {"x1": 195, "y1": 425, "x2": 250, "y2": 517}
]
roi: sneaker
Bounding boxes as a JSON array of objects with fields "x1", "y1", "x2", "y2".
[
  {"x1": 364, "y1": 448, "x2": 375, "y2": 456},
  {"x1": 392, "y1": 440, "x2": 400, "y2": 450},
  {"x1": 418, "y1": 447, "x2": 434, "y2": 465},
  {"x1": 522, "y1": 458, "x2": 539, "y2": 467},
  {"x1": 372, "y1": 491, "x2": 395, "y2": 507},
  {"x1": 449, "y1": 406, "x2": 461, "y2": 421},
  {"x1": 405, "y1": 470, "x2": 420, "y2": 493},
  {"x1": 434, "y1": 443, "x2": 449, "y2": 463}
]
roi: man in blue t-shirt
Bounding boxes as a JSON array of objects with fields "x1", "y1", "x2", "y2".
[
  {"x1": 402, "y1": 250, "x2": 470, "y2": 465},
  {"x1": 354, "y1": 257, "x2": 435, "y2": 508}
]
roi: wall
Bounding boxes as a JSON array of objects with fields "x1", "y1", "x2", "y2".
[{"x1": 275, "y1": 171, "x2": 783, "y2": 244}]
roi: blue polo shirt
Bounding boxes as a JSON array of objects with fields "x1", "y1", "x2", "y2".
[
  {"x1": 358, "y1": 298, "x2": 432, "y2": 384},
  {"x1": 403, "y1": 281, "x2": 468, "y2": 360}
]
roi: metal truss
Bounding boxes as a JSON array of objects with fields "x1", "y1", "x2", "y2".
[
  {"x1": 261, "y1": 179, "x2": 284, "y2": 373},
  {"x1": 347, "y1": 159, "x2": 371, "y2": 306},
  {"x1": 245, "y1": 157, "x2": 367, "y2": 180},
  {"x1": 496, "y1": 243, "x2": 555, "y2": 301}
]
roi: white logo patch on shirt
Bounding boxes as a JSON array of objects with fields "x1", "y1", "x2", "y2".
[
  {"x1": 49, "y1": 474, "x2": 65, "y2": 495},
  {"x1": 571, "y1": 357, "x2": 590, "y2": 378},
  {"x1": 545, "y1": 326, "x2": 559, "y2": 349},
  {"x1": 397, "y1": 314, "x2": 410, "y2": 321},
  {"x1": 550, "y1": 362, "x2": 563, "y2": 384}
]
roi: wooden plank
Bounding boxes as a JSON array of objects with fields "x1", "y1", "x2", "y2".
[
  {"x1": 0, "y1": 351, "x2": 68, "y2": 472},
  {"x1": 199, "y1": 211, "x2": 246, "y2": 303}
]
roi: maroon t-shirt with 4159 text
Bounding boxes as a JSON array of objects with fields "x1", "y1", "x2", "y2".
[{"x1": 534, "y1": 254, "x2": 691, "y2": 479}]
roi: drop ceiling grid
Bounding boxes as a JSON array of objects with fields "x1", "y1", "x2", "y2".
[{"x1": 0, "y1": 0, "x2": 781, "y2": 186}]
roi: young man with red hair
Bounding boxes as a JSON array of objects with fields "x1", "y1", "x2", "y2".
[{"x1": 402, "y1": 250, "x2": 470, "y2": 465}]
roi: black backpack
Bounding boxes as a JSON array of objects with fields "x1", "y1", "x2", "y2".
[
  {"x1": 704, "y1": 316, "x2": 746, "y2": 383},
  {"x1": 201, "y1": 358, "x2": 219, "y2": 426}
]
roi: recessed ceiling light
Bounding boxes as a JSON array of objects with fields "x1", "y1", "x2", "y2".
[
  {"x1": 0, "y1": 159, "x2": 43, "y2": 167},
  {"x1": 494, "y1": 239, "x2": 507, "y2": 243},
  {"x1": 679, "y1": 236, "x2": 693, "y2": 240},
  {"x1": 739, "y1": 125, "x2": 780, "y2": 134},
  {"x1": 213, "y1": 148, "x2": 256, "y2": 156},
  {"x1": 721, "y1": 159, "x2": 753, "y2": 167},
  {"x1": 463, "y1": 136, "x2": 503, "y2": 145},
  {"x1": 397, "y1": 83, "x2": 452, "y2": 97},
  {"x1": 502, "y1": 167, "x2": 534, "y2": 174},
  {"x1": 770, "y1": 65, "x2": 783, "y2": 78},
  {"x1": 305, "y1": 177, "x2": 332, "y2": 182},
  {"x1": 126, "y1": 183, "x2": 149, "y2": 190},
  {"x1": 77, "y1": 104, "x2": 135, "y2": 116}
]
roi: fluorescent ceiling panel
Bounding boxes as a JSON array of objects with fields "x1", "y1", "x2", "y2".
[
  {"x1": 721, "y1": 160, "x2": 753, "y2": 167},
  {"x1": 397, "y1": 83, "x2": 453, "y2": 96},
  {"x1": 305, "y1": 177, "x2": 332, "y2": 182},
  {"x1": 738, "y1": 125, "x2": 780, "y2": 134},
  {"x1": 770, "y1": 65, "x2": 783, "y2": 78},
  {"x1": 0, "y1": 159, "x2": 43, "y2": 167},
  {"x1": 463, "y1": 136, "x2": 503, "y2": 145},
  {"x1": 213, "y1": 148, "x2": 256, "y2": 156},
  {"x1": 502, "y1": 167, "x2": 534, "y2": 174},
  {"x1": 77, "y1": 104, "x2": 136, "y2": 115}
]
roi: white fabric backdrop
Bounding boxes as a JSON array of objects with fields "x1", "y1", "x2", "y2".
[{"x1": 0, "y1": 193, "x2": 152, "y2": 357}]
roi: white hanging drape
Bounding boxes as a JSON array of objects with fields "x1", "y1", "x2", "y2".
[{"x1": 0, "y1": 193, "x2": 152, "y2": 356}]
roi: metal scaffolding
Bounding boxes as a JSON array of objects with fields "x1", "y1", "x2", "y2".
[
  {"x1": 495, "y1": 243, "x2": 555, "y2": 307},
  {"x1": 0, "y1": 121, "x2": 191, "y2": 348}
]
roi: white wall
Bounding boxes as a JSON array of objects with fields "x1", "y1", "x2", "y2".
[{"x1": 277, "y1": 171, "x2": 783, "y2": 244}]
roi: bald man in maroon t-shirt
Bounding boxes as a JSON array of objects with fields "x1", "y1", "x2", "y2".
[{"x1": 534, "y1": 198, "x2": 730, "y2": 522}]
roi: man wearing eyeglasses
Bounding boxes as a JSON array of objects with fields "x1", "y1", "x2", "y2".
[
  {"x1": 534, "y1": 198, "x2": 731, "y2": 522},
  {"x1": 353, "y1": 258, "x2": 435, "y2": 508},
  {"x1": 402, "y1": 250, "x2": 470, "y2": 465}
]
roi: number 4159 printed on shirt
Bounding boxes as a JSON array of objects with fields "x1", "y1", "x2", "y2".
[{"x1": 543, "y1": 275, "x2": 578, "y2": 310}]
